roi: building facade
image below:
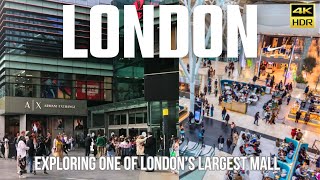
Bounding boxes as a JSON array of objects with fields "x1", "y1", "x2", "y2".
[
  {"x1": 0, "y1": 0, "x2": 179, "y2": 151},
  {"x1": 0, "y1": 0, "x2": 113, "y2": 141}
]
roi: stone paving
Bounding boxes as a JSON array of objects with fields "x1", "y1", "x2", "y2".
[{"x1": 0, "y1": 150, "x2": 178, "y2": 180}]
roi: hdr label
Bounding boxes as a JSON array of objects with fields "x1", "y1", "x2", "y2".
[{"x1": 290, "y1": 4, "x2": 315, "y2": 28}]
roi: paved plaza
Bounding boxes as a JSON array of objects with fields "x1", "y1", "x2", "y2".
[{"x1": 0, "y1": 150, "x2": 178, "y2": 180}]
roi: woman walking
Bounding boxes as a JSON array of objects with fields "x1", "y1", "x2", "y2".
[
  {"x1": 53, "y1": 135, "x2": 63, "y2": 159},
  {"x1": 4, "y1": 138, "x2": 9, "y2": 160},
  {"x1": 17, "y1": 136, "x2": 29, "y2": 178}
]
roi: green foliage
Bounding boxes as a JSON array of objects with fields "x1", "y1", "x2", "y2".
[
  {"x1": 295, "y1": 73, "x2": 308, "y2": 84},
  {"x1": 303, "y1": 56, "x2": 317, "y2": 73}
]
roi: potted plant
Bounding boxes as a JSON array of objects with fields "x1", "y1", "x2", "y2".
[
  {"x1": 302, "y1": 56, "x2": 317, "y2": 76},
  {"x1": 295, "y1": 73, "x2": 308, "y2": 89}
]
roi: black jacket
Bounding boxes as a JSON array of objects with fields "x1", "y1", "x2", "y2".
[
  {"x1": 218, "y1": 137, "x2": 224, "y2": 144},
  {"x1": 27, "y1": 139, "x2": 35, "y2": 157},
  {"x1": 85, "y1": 136, "x2": 92, "y2": 147},
  {"x1": 227, "y1": 139, "x2": 232, "y2": 146},
  {"x1": 144, "y1": 136, "x2": 156, "y2": 156},
  {"x1": 225, "y1": 114, "x2": 230, "y2": 121}
]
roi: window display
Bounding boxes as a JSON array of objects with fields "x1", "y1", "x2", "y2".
[
  {"x1": 55, "y1": 118, "x2": 64, "y2": 130},
  {"x1": 3, "y1": 69, "x2": 112, "y2": 101},
  {"x1": 74, "y1": 118, "x2": 84, "y2": 130}
]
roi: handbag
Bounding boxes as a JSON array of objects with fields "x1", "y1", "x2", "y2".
[{"x1": 170, "y1": 151, "x2": 176, "y2": 157}]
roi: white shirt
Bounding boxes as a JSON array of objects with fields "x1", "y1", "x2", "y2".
[{"x1": 17, "y1": 140, "x2": 29, "y2": 158}]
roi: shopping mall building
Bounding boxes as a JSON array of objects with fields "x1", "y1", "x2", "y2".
[
  {"x1": 0, "y1": 0, "x2": 178, "y2": 149},
  {"x1": 241, "y1": 3, "x2": 320, "y2": 86}
]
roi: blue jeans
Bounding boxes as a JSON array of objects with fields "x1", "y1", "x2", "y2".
[{"x1": 28, "y1": 156, "x2": 34, "y2": 173}]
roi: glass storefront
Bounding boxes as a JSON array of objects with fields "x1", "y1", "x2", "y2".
[
  {"x1": 256, "y1": 35, "x2": 320, "y2": 86},
  {"x1": 4, "y1": 115, "x2": 87, "y2": 146},
  {"x1": 2, "y1": 68, "x2": 112, "y2": 101}
]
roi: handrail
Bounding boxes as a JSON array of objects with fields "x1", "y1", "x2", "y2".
[
  {"x1": 287, "y1": 142, "x2": 301, "y2": 180},
  {"x1": 188, "y1": 142, "x2": 200, "y2": 151},
  {"x1": 312, "y1": 139, "x2": 320, "y2": 155},
  {"x1": 181, "y1": 141, "x2": 199, "y2": 156},
  {"x1": 195, "y1": 142, "x2": 203, "y2": 158},
  {"x1": 180, "y1": 138, "x2": 189, "y2": 152}
]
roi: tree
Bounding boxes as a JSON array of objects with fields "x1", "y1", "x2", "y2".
[
  {"x1": 302, "y1": 56, "x2": 317, "y2": 74},
  {"x1": 179, "y1": 0, "x2": 241, "y2": 114}
]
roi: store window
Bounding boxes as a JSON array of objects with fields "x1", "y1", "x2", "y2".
[
  {"x1": 136, "y1": 113, "x2": 143, "y2": 124},
  {"x1": 114, "y1": 115, "x2": 120, "y2": 125},
  {"x1": 109, "y1": 115, "x2": 114, "y2": 125},
  {"x1": 120, "y1": 114, "x2": 127, "y2": 125},
  {"x1": 92, "y1": 113, "x2": 104, "y2": 128},
  {"x1": 129, "y1": 113, "x2": 135, "y2": 124}
]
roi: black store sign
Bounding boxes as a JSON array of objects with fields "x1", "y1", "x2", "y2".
[{"x1": 3, "y1": 97, "x2": 87, "y2": 116}]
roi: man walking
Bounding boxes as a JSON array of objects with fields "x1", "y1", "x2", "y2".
[
  {"x1": 26, "y1": 134, "x2": 35, "y2": 175},
  {"x1": 295, "y1": 110, "x2": 301, "y2": 123},
  {"x1": 218, "y1": 135, "x2": 224, "y2": 150},
  {"x1": 144, "y1": 132, "x2": 156, "y2": 172},
  {"x1": 226, "y1": 138, "x2": 232, "y2": 153},
  {"x1": 287, "y1": 94, "x2": 291, "y2": 105},
  {"x1": 84, "y1": 134, "x2": 92, "y2": 156},
  {"x1": 96, "y1": 134, "x2": 106, "y2": 158},
  {"x1": 230, "y1": 122, "x2": 236, "y2": 136},
  {"x1": 225, "y1": 114, "x2": 230, "y2": 126},
  {"x1": 222, "y1": 107, "x2": 227, "y2": 120},
  {"x1": 254, "y1": 112, "x2": 260, "y2": 126}
]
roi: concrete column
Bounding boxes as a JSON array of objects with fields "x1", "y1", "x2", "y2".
[
  {"x1": 126, "y1": 112, "x2": 129, "y2": 137},
  {"x1": 20, "y1": 114, "x2": 27, "y2": 132},
  {"x1": 0, "y1": 116, "x2": 5, "y2": 140}
]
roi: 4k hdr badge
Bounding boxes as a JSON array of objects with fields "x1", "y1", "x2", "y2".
[{"x1": 290, "y1": 4, "x2": 315, "y2": 28}]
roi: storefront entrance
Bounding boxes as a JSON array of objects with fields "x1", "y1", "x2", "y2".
[{"x1": 26, "y1": 115, "x2": 86, "y2": 142}]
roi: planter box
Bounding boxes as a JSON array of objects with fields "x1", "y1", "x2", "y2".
[{"x1": 296, "y1": 83, "x2": 308, "y2": 89}]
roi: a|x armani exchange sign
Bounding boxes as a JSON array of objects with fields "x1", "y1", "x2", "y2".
[
  {"x1": 2, "y1": 97, "x2": 87, "y2": 116},
  {"x1": 25, "y1": 100, "x2": 42, "y2": 110}
]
